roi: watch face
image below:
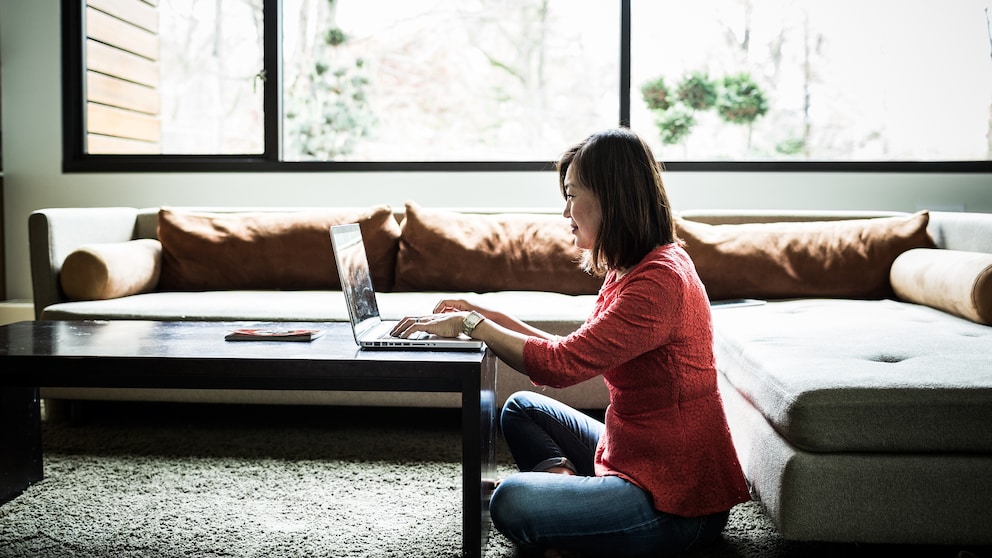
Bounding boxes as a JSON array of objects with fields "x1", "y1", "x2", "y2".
[{"x1": 462, "y1": 312, "x2": 483, "y2": 336}]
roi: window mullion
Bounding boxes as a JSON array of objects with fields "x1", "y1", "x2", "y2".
[
  {"x1": 620, "y1": 0, "x2": 631, "y2": 128},
  {"x1": 264, "y1": 0, "x2": 281, "y2": 162}
]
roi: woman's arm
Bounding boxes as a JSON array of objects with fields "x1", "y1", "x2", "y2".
[
  {"x1": 432, "y1": 298, "x2": 556, "y2": 340},
  {"x1": 390, "y1": 306, "x2": 532, "y2": 373},
  {"x1": 463, "y1": 317, "x2": 529, "y2": 372}
]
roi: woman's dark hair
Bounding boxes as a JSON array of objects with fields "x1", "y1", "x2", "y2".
[{"x1": 557, "y1": 128, "x2": 677, "y2": 277}]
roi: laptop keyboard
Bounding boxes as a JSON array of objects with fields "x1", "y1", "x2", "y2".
[{"x1": 376, "y1": 329, "x2": 429, "y2": 340}]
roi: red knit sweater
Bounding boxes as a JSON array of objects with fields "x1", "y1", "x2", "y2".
[{"x1": 523, "y1": 243, "x2": 750, "y2": 517}]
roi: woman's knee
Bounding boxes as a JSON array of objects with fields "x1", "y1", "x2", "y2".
[
  {"x1": 500, "y1": 390, "x2": 559, "y2": 422},
  {"x1": 500, "y1": 391, "x2": 538, "y2": 431},
  {"x1": 501, "y1": 390, "x2": 538, "y2": 415},
  {"x1": 490, "y1": 475, "x2": 539, "y2": 541}
]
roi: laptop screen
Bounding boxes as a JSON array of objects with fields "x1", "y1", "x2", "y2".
[{"x1": 330, "y1": 224, "x2": 381, "y2": 337}]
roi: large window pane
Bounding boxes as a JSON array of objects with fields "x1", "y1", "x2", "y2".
[
  {"x1": 630, "y1": 0, "x2": 992, "y2": 162},
  {"x1": 157, "y1": 0, "x2": 264, "y2": 154},
  {"x1": 84, "y1": 0, "x2": 265, "y2": 155},
  {"x1": 281, "y1": 0, "x2": 620, "y2": 162}
]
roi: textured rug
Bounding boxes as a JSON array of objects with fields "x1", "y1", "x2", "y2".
[{"x1": 0, "y1": 402, "x2": 984, "y2": 558}]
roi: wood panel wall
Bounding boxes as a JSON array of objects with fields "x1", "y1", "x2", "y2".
[{"x1": 85, "y1": 0, "x2": 161, "y2": 154}]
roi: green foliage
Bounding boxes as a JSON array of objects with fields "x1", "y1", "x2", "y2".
[
  {"x1": 281, "y1": 0, "x2": 376, "y2": 160},
  {"x1": 285, "y1": 54, "x2": 374, "y2": 159},
  {"x1": 642, "y1": 70, "x2": 769, "y2": 147},
  {"x1": 676, "y1": 72, "x2": 717, "y2": 111},
  {"x1": 640, "y1": 77, "x2": 673, "y2": 112},
  {"x1": 324, "y1": 27, "x2": 346, "y2": 47},
  {"x1": 716, "y1": 73, "x2": 768, "y2": 125},
  {"x1": 655, "y1": 105, "x2": 696, "y2": 145},
  {"x1": 776, "y1": 137, "x2": 805, "y2": 155}
]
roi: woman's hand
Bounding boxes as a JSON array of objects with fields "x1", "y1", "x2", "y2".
[
  {"x1": 393, "y1": 298, "x2": 532, "y2": 373},
  {"x1": 390, "y1": 298, "x2": 491, "y2": 339},
  {"x1": 390, "y1": 312, "x2": 468, "y2": 339},
  {"x1": 423, "y1": 298, "x2": 557, "y2": 341},
  {"x1": 432, "y1": 299, "x2": 488, "y2": 315}
]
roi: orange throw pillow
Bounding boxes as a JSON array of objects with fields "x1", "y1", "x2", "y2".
[
  {"x1": 158, "y1": 206, "x2": 401, "y2": 291},
  {"x1": 394, "y1": 202, "x2": 603, "y2": 295},
  {"x1": 891, "y1": 248, "x2": 992, "y2": 325},
  {"x1": 60, "y1": 239, "x2": 162, "y2": 301},
  {"x1": 676, "y1": 211, "x2": 935, "y2": 300}
]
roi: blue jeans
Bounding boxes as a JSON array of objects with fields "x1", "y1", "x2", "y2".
[{"x1": 491, "y1": 391, "x2": 729, "y2": 557}]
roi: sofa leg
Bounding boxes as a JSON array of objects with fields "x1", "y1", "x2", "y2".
[
  {"x1": 40, "y1": 398, "x2": 90, "y2": 426},
  {"x1": 40, "y1": 398, "x2": 75, "y2": 424}
]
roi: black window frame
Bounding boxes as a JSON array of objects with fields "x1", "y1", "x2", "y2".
[{"x1": 62, "y1": 0, "x2": 992, "y2": 174}]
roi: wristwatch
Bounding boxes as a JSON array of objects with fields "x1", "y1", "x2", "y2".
[{"x1": 461, "y1": 311, "x2": 486, "y2": 338}]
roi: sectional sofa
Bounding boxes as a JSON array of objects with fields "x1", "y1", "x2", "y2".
[{"x1": 27, "y1": 202, "x2": 992, "y2": 547}]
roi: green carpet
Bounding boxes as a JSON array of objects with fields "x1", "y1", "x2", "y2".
[{"x1": 0, "y1": 402, "x2": 984, "y2": 558}]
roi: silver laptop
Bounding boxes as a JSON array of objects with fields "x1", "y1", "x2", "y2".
[{"x1": 329, "y1": 223, "x2": 484, "y2": 350}]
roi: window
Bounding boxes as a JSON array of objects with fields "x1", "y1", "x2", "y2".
[
  {"x1": 628, "y1": 0, "x2": 992, "y2": 169},
  {"x1": 76, "y1": 0, "x2": 264, "y2": 156},
  {"x1": 63, "y1": 0, "x2": 992, "y2": 172}
]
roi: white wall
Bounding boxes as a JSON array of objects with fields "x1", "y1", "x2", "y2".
[{"x1": 3, "y1": 0, "x2": 991, "y2": 302}]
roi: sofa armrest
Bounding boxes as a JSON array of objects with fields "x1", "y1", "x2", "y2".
[
  {"x1": 29, "y1": 208, "x2": 142, "y2": 319},
  {"x1": 927, "y1": 211, "x2": 992, "y2": 254}
]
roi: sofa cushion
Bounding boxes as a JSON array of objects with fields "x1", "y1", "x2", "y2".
[
  {"x1": 394, "y1": 202, "x2": 604, "y2": 295},
  {"x1": 157, "y1": 206, "x2": 401, "y2": 291},
  {"x1": 712, "y1": 298, "x2": 992, "y2": 453},
  {"x1": 890, "y1": 248, "x2": 992, "y2": 325},
  {"x1": 676, "y1": 211, "x2": 934, "y2": 300},
  {"x1": 40, "y1": 289, "x2": 597, "y2": 332},
  {"x1": 60, "y1": 239, "x2": 162, "y2": 301}
]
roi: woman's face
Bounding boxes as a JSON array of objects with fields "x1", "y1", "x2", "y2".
[{"x1": 562, "y1": 164, "x2": 602, "y2": 251}]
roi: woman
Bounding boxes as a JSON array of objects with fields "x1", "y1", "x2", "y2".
[{"x1": 391, "y1": 128, "x2": 750, "y2": 557}]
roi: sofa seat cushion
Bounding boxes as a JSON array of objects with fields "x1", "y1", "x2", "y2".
[
  {"x1": 713, "y1": 299, "x2": 992, "y2": 454},
  {"x1": 40, "y1": 290, "x2": 596, "y2": 335}
]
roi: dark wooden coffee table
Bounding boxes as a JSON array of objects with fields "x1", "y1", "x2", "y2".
[{"x1": 0, "y1": 320, "x2": 497, "y2": 557}]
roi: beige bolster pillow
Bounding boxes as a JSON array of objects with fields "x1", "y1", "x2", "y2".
[
  {"x1": 890, "y1": 248, "x2": 992, "y2": 325},
  {"x1": 60, "y1": 239, "x2": 162, "y2": 301}
]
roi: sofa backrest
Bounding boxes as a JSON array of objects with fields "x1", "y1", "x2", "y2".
[
  {"x1": 928, "y1": 211, "x2": 992, "y2": 253},
  {"x1": 139, "y1": 208, "x2": 986, "y2": 243},
  {"x1": 678, "y1": 209, "x2": 906, "y2": 225},
  {"x1": 133, "y1": 206, "x2": 412, "y2": 240},
  {"x1": 29, "y1": 206, "x2": 992, "y2": 319},
  {"x1": 681, "y1": 209, "x2": 992, "y2": 253},
  {"x1": 133, "y1": 206, "x2": 566, "y2": 240}
]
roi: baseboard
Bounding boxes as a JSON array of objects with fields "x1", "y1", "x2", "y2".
[{"x1": 0, "y1": 299, "x2": 34, "y2": 326}]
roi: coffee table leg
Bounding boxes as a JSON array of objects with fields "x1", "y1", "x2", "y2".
[
  {"x1": 0, "y1": 387, "x2": 43, "y2": 505},
  {"x1": 462, "y1": 351, "x2": 497, "y2": 557}
]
